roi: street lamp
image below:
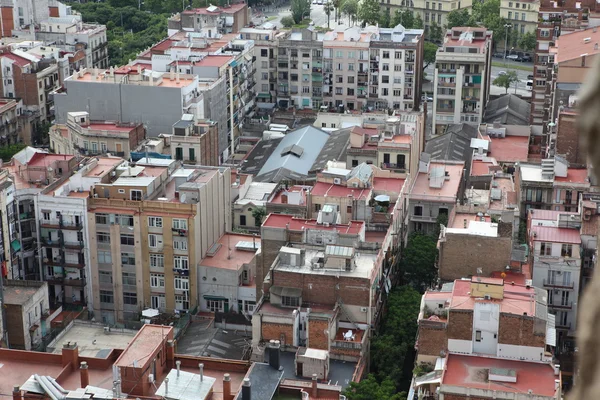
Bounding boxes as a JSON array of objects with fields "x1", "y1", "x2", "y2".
[{"x1": 504, "y1": 24, "x2": 512, "y2": 65}]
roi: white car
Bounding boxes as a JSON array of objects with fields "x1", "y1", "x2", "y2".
[
  {"x1": 506, "y1": 54, "x2": 519, "y2": 60},
  {"x1": 498, "y1": 71, "x2": 507, "y2": 76}
]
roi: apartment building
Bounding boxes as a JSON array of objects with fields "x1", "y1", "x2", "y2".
[
  {"x1": 500, "y1": 0, "x2": 540, "y2": 37},
  {"x1": 48, "y1": 111, "x2": 145, "y2": 159},
  {"x1": 547, "y1": 27, "x2": 600, "y2": 158},
  {"x1": 233, "y1": 181, "x2": 277, "y2": 231},
  {"x1": 528, "y1": 209, "x2": 582, "y2": 350},
  {"x1": 413, "y1": 277, "x2": 558, "y2": 398},
  {"x1": 0, "y1": 0, "x2": 51, "y2": 37},
  {"x1": 37, "y1": 156, "x2": 123, "y2": 312},
  {"x1": 168, "y1": 118, "x2": 219, "y2": 166},
  {"x1": 239, "y1": 27, "x2": 282, "y2": 104},
  {"x1": 531, "y1": 0, "x2": 598, "y2": 137},
  {"x1": 580, "y1": 194, "x2": 600, "y2": 290},
  {"x1": 266, "y1": 183, "x2": 312, "y2": 218},
  {"x1": 407, "y1": 158, "x2": 465, "y2": 235},
  {"x1": 0, "y1": 48, "x2": 59, "y2": 123},
  {"x1": 3, "y1": 147, "x2": 76, "y2": 281},
  {"x1": 167, "y1": 3, "x2": 250, "y2": 37},
  {"x1": 0, "y1": 97, "x2": 21, "y2": 145},
  {"x1": 432, "y1": 27, "x2": 493, "y2": 134},
  {"x1": 87, "y1": 162, "x2": 231, "y2": 324},
  {"x1": 54, "y1": 66, "x2": 199, "y2": 138},
  {"x1": 3, "y1": 280, "x2": 48, "y2": 350},
  {"x1": 387, "y1": 0, "x2": 474, "y2": 38}
]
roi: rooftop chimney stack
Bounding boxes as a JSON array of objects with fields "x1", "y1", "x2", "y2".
[
  {"x1": 269, "y1": 340, "x2": 281, "y2": 370},
  {"x1": 223, "y1": 373, "x2": 232, "y2": 400},
  {"x1": 241, "y1": 378, "x2": 251, "y2": 400},
  {"x1": 12, "y1": 386, "x2": 20, "y2": 400},
  {"x1": 80, "y1": 362, "x2": 89, "y2": 388},
  {"x1": 164, "y1": 378, "x2": 169, "y2": 396},
  {"x1": 176, "y1": 360, "x2": 181, "y2": 376},
  {"x1": 311, "y1": 374, "x2": 318, "y2": 398},
  {"x1": 166, "y1": 340, "x2": 175, "y2": 365},
  {"x1": 199, "y1": 363, "x2": 204, "y2": 382}
]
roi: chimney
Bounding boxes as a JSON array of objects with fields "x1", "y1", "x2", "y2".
[
  {"x1": 176, "y1": 360, "x2": 181, "y2": 377},
  {"x1": 80, "y1": 362, "x2": 89, "y2": 388},
  {"x1": 311, "y1": 374, "x2": 318, "y2": 398},
  {"x1": 241, "y1": 378, "x2": 251, "y2": 400},
  {"x1": 554, "y1": 364, "x2": 561, "y2": 375},
  {"x1": 269, "y1": 340, "x2": 281, "y2": 370},
  {"x1": 61, "y1": 342, "x2": 79, "y2": 369},
  {"x1": 164, "y1": 378, "x2": 169, "y2": 396},
  {"x1": 199, "y1": 363, "x2": 204, "y2": 382},
  {"x1": 223, "y1": 373, "x2": 232, "y2": 400},
  {"x1": 281, "y1": 193, "x2": 288, "y2": 204},
  {"x1": 12, "y1": 386, "x2": 20, "y2": 400},
  {"x1": 166, "y1": 340, "x2": 175, "y2": 367}
]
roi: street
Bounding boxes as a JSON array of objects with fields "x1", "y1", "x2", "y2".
[{"x1": 251, "y1": 2, "x2": 352, "y2": 30}]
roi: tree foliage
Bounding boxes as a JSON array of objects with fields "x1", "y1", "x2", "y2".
[
  {"x1": 471, "y1": 0, "x2": 507, "y2": 45},
  {"x1": 343, "y1": 374, "x2": 405, "y2": 400},
  {"x1": 414, "y1": 13, "x2": 424, "y2": 29},
  {"x1": 518, "y1": 31, "x2": 536, "y2": 51},
  {"x1": 379, "y1": 8, "x2": 391, "y2": 28},
  {"x1": 423, "y1": 42, "x2": 437, "y2": 70},
  {"x1": 251, "y1": 207, "x2": 267, "y2": 227},
  {"x1": 291, "y1": 0, "x2": 312, "y2": 24},
  {"x1": 281, "y1": 16, "x2": 295, "y2": 27},
  {"x1": 446, "y1": 8, "x2": 472, "y2": 29},
  {"x1": 0, "y1": 143, "x2": 26, "y2": 161},
  {"x1": 358, "y1": 0, "x2": 380, "y2": 26},
  {"x1": 493, "y1": 71, "x2": 519, "y2": 93},
  {"x1": 428, "y1": 21, "x2": 443, "y2": 42},
  {"x1": 401, "y1": 233, "x2": 438, "y2": 291},
  {"x1": 341, "y1": 0, "x2": 359, "y2": 26},
  {"x1": 392, "y1": 9, "x2": 414, "y2": 28}
]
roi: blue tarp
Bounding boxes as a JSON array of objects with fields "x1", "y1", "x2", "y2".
[{"x1": 130, "y1": 152, "x2": 172, "y2": 161}]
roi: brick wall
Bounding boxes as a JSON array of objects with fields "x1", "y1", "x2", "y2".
[
  {"x1": 259, "y1": 237, "x2": 287, "y2": 299},
  {"x1": 4, "y1": 304, "x2": 24, "y2": 349},
  {"x1": 13, "y1": 67, "x2": 41, "y2": 106},
  {"x1": 307, "y1": 318, "x2": 329, "y2": 350},
  {"x1": 0, "y1": 7, "x2": 14, "y2": 38},
  {"x1": 127, "y1": 124, "x2": 146, "y2": 152},
  {"x1": 417, "y1": 324, "x2": 447, "y2": 357},
  {"x1": 262, "y1": 322, "x2": 294, "y2": 347},
  {"x1": 498, "y1": 314, "x2": 545, "y2": 347},
  {"x1": 439, "y1": 234, "x2": 511, "y2": 281},
  {"x1": 447, "y1": 310, "x2": 473, "y2": 340},
  {"x1": 556, "y1": 112, "x2": 586, "y2": 166},
  {"x1": 272, "y1": 269, "x2": 370, "y2": 307}
]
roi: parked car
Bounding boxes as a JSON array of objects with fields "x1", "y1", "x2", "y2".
[
  {"x1": 498, "y1": 71, "x2": 507, "y2": 76},
  {"x1": 493, "y1": 52, "x2": 505, "y2": 58},
  {"x1": 527, "y1": 74, "x2": 534, "y2": 80},
  {"x1": 507, "y1": 54, "x2": 519, "y2": 61},
  {"x1": 421, "y1": 95, "x2": 433, "y2": 102},
  {"x1": 521, "y1": 53, "x2": 532, "y2": 62}
]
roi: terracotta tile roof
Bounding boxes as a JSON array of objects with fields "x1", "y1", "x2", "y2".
[
  {"x1": 555, "y1": 27, "x2": 600, "y2": 63},
  {"x1": 530, "y1": 225, "x2": 581, "y2": 244}
]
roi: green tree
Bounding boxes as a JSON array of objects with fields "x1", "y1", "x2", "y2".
[
  {"x1": 428, "y1": 21, "x2": 443, "y2": 42},
  {"x1": 392, "y1": 9, "x2": 414, "y2": 28},
  {"x1": 324, "y1": 1, "x2": 335, "y2": 28},
  {"x1": 0, "y1": 143, "x2": 26, "y2": 161},
  {"x1": 493, "y1": 71, "x2": 519, "y2": 93},
  {"x1": 281, "y1": 16, "x2": 295, "y2": 27},
  {"x1": 470, "y1": 0, "x2": 508, "y2": 46},
  {"x1": 333, "y1": 0, "x2": 343, "y2": 23},
  {"x1": 414, "y1": 13, "x2": 424, "y2": 29},
  {"x1": 446, "y1": 8, "x2": 471, "y2": 29},
  {"x1": 401, "y1": 233, "x2": 437, "y2": 290},
  {"x1": 379, "y1": 8, "x2": 391, "y2": 28},
  {"x1": 341, "y1": 0, "x2": 359, "y2": 26},
  {"x1": 518, "y1": 31, "x2": 536, "y2": 51},
  {"x1": 434, "y1": 212, "x2": 449, "y2": 239},
  {"x1": 358, "y1": 0, "x2": 380, "y2": 26},
  {"x1": 343, "y1": 374, "x2": 404, "y2": 400},
  {"x1": 291, "y1": 0, "x2": 311, "y2": 24},
  {"x1": 423, "y1": 42, "x2": 438, "y2": 70},
  {"x1": 251, "y1": 207, "x2": 267, "y2": 227}
]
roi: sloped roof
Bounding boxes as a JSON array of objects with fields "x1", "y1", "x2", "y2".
[
  {"x1": 484, "y1": 94, "x2": 531, "y2": 125},
  {"x1": 425, "y1": 124, "x2": 478, "y2": 163}
]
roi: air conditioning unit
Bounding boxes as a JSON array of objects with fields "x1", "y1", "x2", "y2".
[
  {"x1": 148, "y1": 374, "x2": 155, "y2": 383},
  {"x1": 333, "y1": 178, "x2": 341, "y2": 184}
]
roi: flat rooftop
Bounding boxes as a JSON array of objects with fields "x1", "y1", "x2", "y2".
[
  {"x1": 263, "y1": 214, "x2": 365, "y2": 236},
  {"x1": 442, "y1": 354, "x2": 557, "y2": 397},
  {"x1": 50, "y1": 321, "x2": 136, "y2": 357},
  {"x1": 268, "y1": 185, "x2": 309, "y2": 205},
  {"x1": 275, "y1": 246, "x2": 377, "y2": 279},
  {"x1": 410, "y1": 162, "x2": 464, "y2": 201},
  {"x1": 373, "y1": 177, "x2": 405, "y2": 194},
  {"x1": 199, "y1": 233, "x2": 260, "y2": 270},
  {"x1": 310, "y1": 181, "x2": 371, "y2": 200},
  {"x1": 3, "y1": 282, "x2": 45, "y2": 305},
  {"x1": 554, "y1": 168, "x2": 589, "y2": 185},
  {"x1": 82, "y1": 123, "x2": 137, "y2": 133},
  {"x1": 520, "y1": 164, "x2": 554, "y2": 183},
  {"x1": 445, "y1": 220, "x2": 498, "y2": 237},
  {"x1": 115, "y1": 324, "x2": 173, "y2": 368},
  {"x1": 488, "y1": 135, "x2": 529, "y2": 163},
  {"x1": 70, "y1": 70, "x2": 196, "y2": 88},
  {"x1": 195, "y1": 55, "x2": 233, "y2": 67},
  {"x1": 530, "y1": 225, "x2": 581, "y2": 244}
]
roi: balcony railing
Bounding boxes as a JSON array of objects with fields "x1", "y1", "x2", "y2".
[
  {"x1": 543, "y1": 279, "x2": 574, "y2": 289},
  {"x1": 64, "y1": 241, "x2": 85, "y2": 250},
  {"x1": 380, "y1": 162, "x2": 406, "y2": 172},
  {"x1": 548, "y1": 302, "x2": 573, "y2": 310}
]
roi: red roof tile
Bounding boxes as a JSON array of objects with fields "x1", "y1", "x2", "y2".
[
  {"x1": 529, "y1": 209, "x2": 579, "y2": 221},
  {"x1": 2, "y1": 53, "x2": 31, "y2": 67},
  {"x1": 373, "y1": 177, "x2": 405, "y2": 194},
  {"x1": 442, "y1": 354, "x2": 558, "y2": 397},
  {"x1": 554, "y1": 168, "x2": 589, "y2": 184},
  {"x1": 488, "y1": 136, "x2": 529, "y2": 163},
  {"x1": 262, "y1": 213, "x2": 364, "y2": 235},
  {"x1": 311, "y1": 181, "x2": 371, "y2": 200},
  {"x1": 530, "y1": 225, "x2": 581, "y2": 244}
]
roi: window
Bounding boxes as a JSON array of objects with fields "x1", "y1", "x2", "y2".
[
  {"x1": 395, "y1": 51, "x2": 402, "y2": 59},
  {"x1": 335, "y1": 87, "x2": 343, "y2": 95},
  {"x1": 130, "y1": 190, "x2": 142, "y2": 201},
  {"x1": 393, "y1": 89, "x2": 401, "y2": 96},
  {"x1": 148, "y1": 216, "x2": 163, "y2": 228},
  {"x1": 98, "y1": 250, "x2": 112, "y2": 264},
  {"x1": 302, "y1": 86, "x2": 310, "y2": 93},
  {"x1": 150, "y1": 273, "x2": 165, "y2": 288},
  {"x1": 173, "y1": 239, "x2": 188, "y2": 251},
  {"x1": 382, "y1": 75, "x2": 389, "y2": 84},
  {"x1": 148, "y1": 234, "x2": 163, "y2": 249},
  {"x1": 347, "y1": 51, "x2": 355, "y2": 59},
  {"x1": 174, "y1": 277, "x2": 190, "y2": 290},
  {"x1": 123, "y1": 292, "x2": 137, "y2": 305},
  {"x1": 414, "y1": 205, "x2": 423, "y2": 216},
  {"x1": 120, "y1": 234, "x2": 135, "y2": 246},
  {"x1": 175, "y1": 295, "x2": 189, "y2": 310},
  {"x1": 122, "y1": 272, "x2": 136, "y2": 286},
  {"x1": 43, "y1": 211, "x2": 50, "y2": 220},
  {"x1": 99, "y1": 271, "x2": 112, "y2": 284},
  {"x1": 348, "y1": 63, "x2": 354, "y2": 71},
  {"x1": 151, "y1": 294, "x2": 166, "y2": 309},
  {"x1": 174, "y1": 256, "x2": 189, "y2": 270},
  {"x1": 475, "y1": 330, "x2": 482, "y2": 342},
  {"x1": 383, "y1": 51, "x2": 390, "y2": 59},
  {"x1": 394, "y1": 65, "x2": 402, "y2": 72},
  {"x1": 347, "y1": 88, "x2": 354, "y2": 95},
  {"x1": 150, "y1": 254, "x2": 164, "y2": 269},
  {"x1": 282, "y1": 296, "x2": 300, "y2": 307},
  {"x1": 100, "y1": 290, "x2": 113, "y2": 304},
  {"x1": 508, "y1": 11, "x2": 512, "y2": 19},
  {"x1": 521, "y1": 12, "x2": 525, "y2": 20},
  {"x1": 240, "y1": 215, "x2": 247, "y2": 226},
  {"x1": 101, "y1": 142, "x2": 107, "y2": 153},
  {"x1": 509, "y1": 1, "x2": 512, "y2": 6},
  {"x1": 117, "y1": 214, "x2": 133, "y2": 227},
  {"x1": 561, "y1": 244, "x2": 573, "y2": 257},
  {"x1": 261, "y1": 49, "x2": 268, "y2": 57},
  {"x1": 96, "y1": 213, "x2": 108, "y2": 224},
  {"x1": 540, "y1": 242, "x2": 552, "y2": 256},
  {"x1": 172, "y1": 219, "x2": 188, "y2": 230},
  {"x1": 121, "y1": 252, "x2": 135, "y2": 266},
  {"x1": 97, "y1": 232, "x2": 110, "y2": 244},
  {"x1": 335, "y1": 50, "x2": 343, "y2": 58},
  {"x1": 348, "y1": 76, "x2": 355, "y2": 84}
]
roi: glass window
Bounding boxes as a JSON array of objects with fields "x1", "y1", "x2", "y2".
[
  {"x1": 98, "y1": 250, "x2": 112, "y2": 264},
  {"x1": 122, "y1": 272, "x2": 136, "y2": 286},
  {"x1": 150, "y1": 254, "x2": 164, "y2": 269},
  {"x1": 97, "y1": 232, "x2": 110, "y2": 244},
  {"x1": 173, "y1": 239, "x2": 188, "y2": 251},
  {"x1": 100, "y1": 290, "x2": 113, "y2": 304},
  {"x1": 148, "y1": 234, "x2": 163, "y2": 248},
  {"x1": 174, "y1": 256, "x2": 189, "y2": 270},
  {"x1": 150, "y1": 273, "x2": 165, "y2": 288},
  {"x1": 99, "y1": 271, "x2": 112, "y2": 284},
  {"x1": 174, "y1": 277, "x2": 189, "y2": 290},
  {"x1": 172, "y1": 219, "x2": 188, "y2": 230},
  {"x1": 123, "y1": 292, "x2": 137, "y2": 305},
  {"x1": 120, "y1": 234, "x2": 135, "y2": 246},
  {"x1": 121, "y1": 252, "x2": 135, "y2": 265},
  {"x1": 148, "y1": 216, "x2": 163, "y2": 227},
  {"x1": 282, "y1": 296, "x2": 300, "y2": 307},
  {"x1": 95, "y1": 213, "x2": 108, "y2": 224}
]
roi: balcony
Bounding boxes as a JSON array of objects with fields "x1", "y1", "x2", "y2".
[
  {"x1": 368, "y1": 93, "x2": 378, "y2": 98},
  {"x1": 64, "y1": 241, "x2": 85, "y2": 250},
  {"x1": 40, "y1": 238, "x2": 63, "y2": 248},
  {"x1": 548, "y1": 302, "x2": 573, "y2": 310},
  {"x1": 40, "y1": 221, "x2": 83, "y2": 230},
  {"x1": 63, "y1": 278, "x2": 86, "y2": 287},
  {"x1": 438, "y1": 81, "x2": 456, "y2": 87},
  {"x1": 411, "y1": 214, "x2": 436, "y2": 222},
  {"x1": 19, "y1": 212, "x2": 34, "y2": 220},
  {"x1": 543, "y1": 279, "x2": 574, "y2": 289},
  {"x1": 380, "y1": 162, "x2": 406, "y2": 172},
  {"x1": 437, "y1": 108, "x2": 455, "y2": 113}
]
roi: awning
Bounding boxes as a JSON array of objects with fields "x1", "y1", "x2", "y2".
[
  {"x1": 203, "y1": 295, "x2": 228, "y2": 301},
  {"x1": 414, "y1": 370, "x2": 442, "y2": 387},
  {"x1": 546, "y1": 313, "x2": 556, "y2": 347},
  {"x1": 11, "y1": 240, "x2": 20, "y2": 252},
  {"x1": 141, "y1": 308, "x2": 159, "y2": 318},
  {"x1": 244, "y1": 53, "x2": 253, "y2": 62},
  {"x1": 269, "y1": 286, "x2": 302, "y2": 298},
  {"x1": 257, "y1": 93, "x2": 271, "y2": 99}
]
